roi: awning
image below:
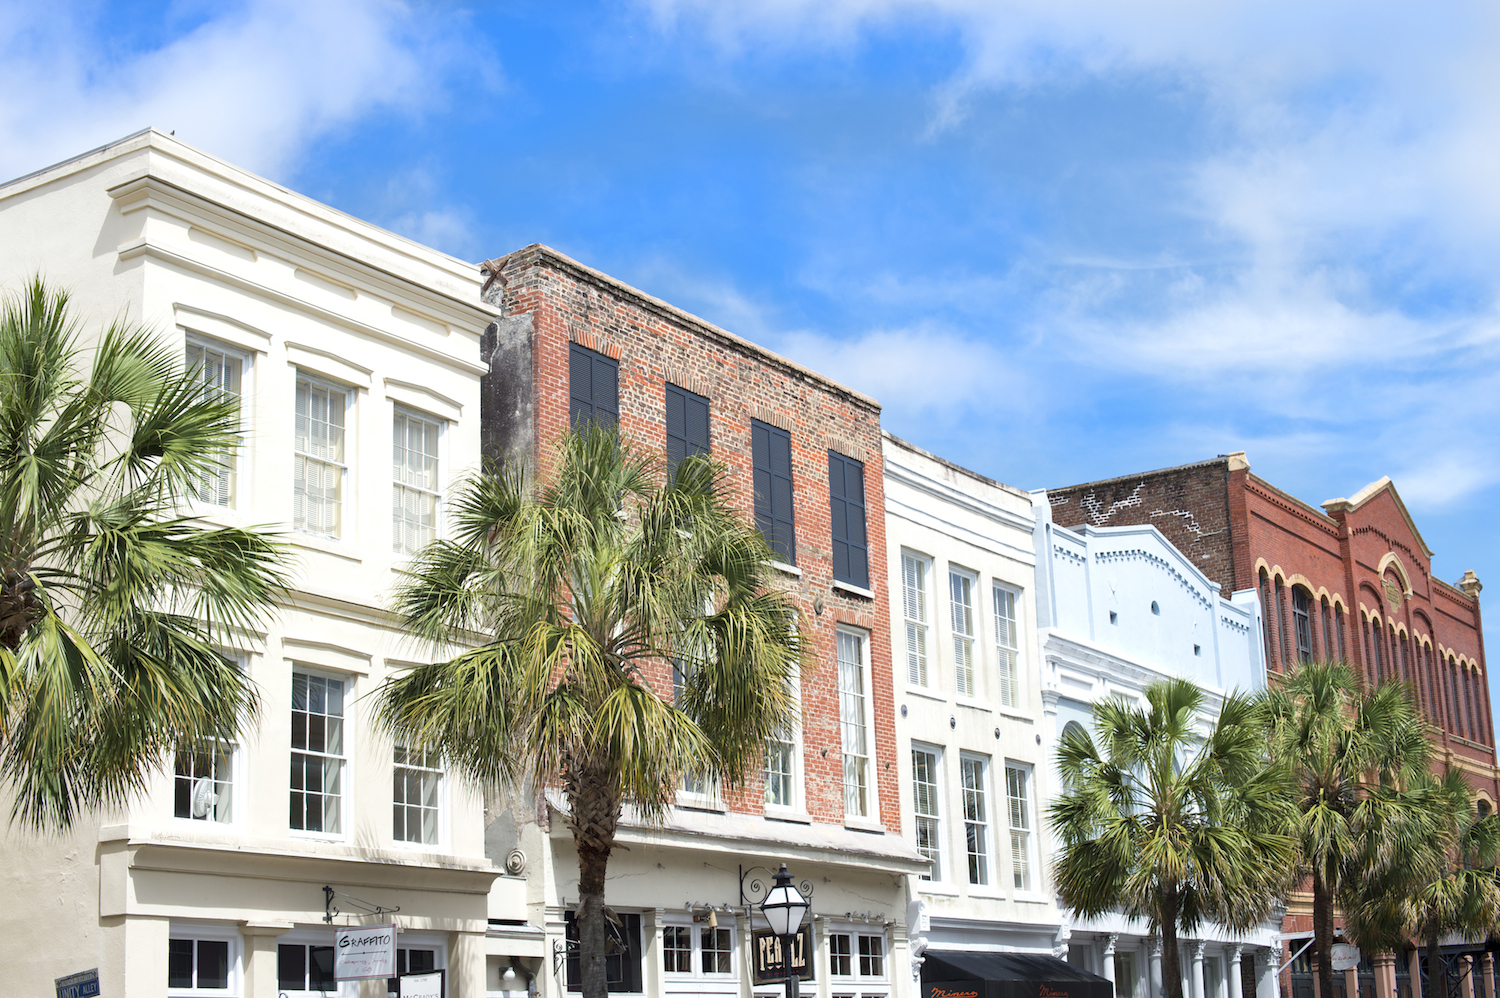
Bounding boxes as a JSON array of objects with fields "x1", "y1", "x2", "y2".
[{"x1": 921, "y1": 951, "x2": 1115, "y2": 998}]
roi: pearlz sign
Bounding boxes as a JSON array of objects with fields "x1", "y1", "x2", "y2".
[
  {"x1": 752, "y1": 925, "x2": 816, "y2": 984},
  {"x1": 335, "y1": 923, "x2": 398, "y2": 980}
]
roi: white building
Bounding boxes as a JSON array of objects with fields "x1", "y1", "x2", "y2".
[
  {"x1": 1030, "y1": 492, "x2": 1281, "y2": 998},
  {"x1": 881, "y1": 435, "x2": 1061, "y2": 970},
  {"x1": 0, "y1": 130, "x2": 519, "y2": 998}
]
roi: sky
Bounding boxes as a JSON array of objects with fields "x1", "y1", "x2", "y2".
[{"x1": 3, "y1": 0, "x2": 1498, "y2": 725}]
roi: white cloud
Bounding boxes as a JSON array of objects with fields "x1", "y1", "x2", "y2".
[{"x1": 0, "y1": 0, "x2": 481, "y2": 183}]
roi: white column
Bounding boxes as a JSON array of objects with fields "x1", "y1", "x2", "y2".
[
  {"x1": 1230, "y1": 946, "x2": 1245, "y2": 998},
  {"x1": 1190, "y1": 941, "x2": 1206, "y2": 998},
  {"x1": 1150, "y1": 939, "x2": 1164, "y2": 998},
  {"x1": 1257, "y1": 947, "x2": 1279, "y2": 998},
  {"x1": 1103, "y1": 935, "x2": 1119, "y2": 994}
]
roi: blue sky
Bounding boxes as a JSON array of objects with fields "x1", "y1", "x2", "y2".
[{"x1": 4, "y1": 0, "x2": 1499, "y2": 720}]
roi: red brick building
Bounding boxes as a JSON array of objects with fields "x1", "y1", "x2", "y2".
[{"x1": 476, "y1": 244, "x2": 922, "y2": 998}]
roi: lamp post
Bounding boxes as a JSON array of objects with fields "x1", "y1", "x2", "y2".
[{"x1": 760, "y1": 865, "x2": 810, "y2": 998}]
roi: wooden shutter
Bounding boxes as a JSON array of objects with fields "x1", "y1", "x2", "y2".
[
  {"x1": 569, "y1": 344, "x2": 618, "y2": 431},
  {"x1": 751, "y1": 420, "x2": 795, "y2": 564},
  {"x1": 828, "y1": 450, "x2": 869, "y2": 588},
  {"x1": 665, "y1": 383, "x2": 710, "y2": 477}
]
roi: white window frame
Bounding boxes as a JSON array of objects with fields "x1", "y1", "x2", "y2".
[
  {"x1": 763, "y1": 665, "x2": 803, "y2": 817},
  {"x1": 910, "y1": 743, "x2": 944, "y2": 882},
  {"x1": 293, "y1": 371, "x2": 351, "y2": 539},
  {"x1": 390, "y1": 933, "x2": 449, "y2": 995},
  {"x1": 172, "y1": 652, "x2": 246, "y2": 828},
  {"x1": 168, "y1": 922, "x2": 242, "y2": 997},
  {"x1": 1005, "y1": 761, "x2": 1038, "y2": 895},
  {"x1": 828, "y1": 923, "x2": 890, "y2": 996},
  {"x1": 661, "y1": 919, "x2": 739, "y2": 991},
  {"x1": 992, "y1": 584, "x2": 1023, "y2": 710},
  {"x1": 837, "y1": 626, "x2": 876, "y2": 821},
  {"x1": 960, "y1": 753, "x2": 992, "y2": 887},
  {"x1": 901, "y1": 550, "x2": 931, "y2": 688},
  {"x1": 289, "y1": 667, "x2": 350, "y2": 840},
  {"x1": 949, "y1": 567, "x2": 979, "y2": 699},
  {"x1": 393, "y1": 743, "x2": 445, "y2": 848},
  {"x1": 392, "y1": 404, "x2": 445, "y2": 555},
  {"x1": 185, "y1": 336, "x2": 250, "y2": 513}
]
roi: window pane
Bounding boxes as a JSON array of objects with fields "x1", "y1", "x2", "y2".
[
  {"x1": 837, "y1": 631, "x2": 869, "y2": 817},
  {"x1": 197, "y1": 939, "x2": 229, "y2": 989},
  {"x1": 903, "y1": 555, "x2": 928, "y2": 686},
  {"x1": 168, "y1": 938, "x2": 195, "y2": 989},
  {"x1": 278, "y1": 944, "x2": 306, "y2": 990}
]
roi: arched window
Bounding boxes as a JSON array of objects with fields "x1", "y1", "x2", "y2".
[
  {"x1": 1274, "y1": 578, "x2": 1292, "y2": 669},
  {"x1": 1479, "y1": 799, "x2": 1492, "y2": 820},
  {"x1": 1258, "y1": 570, "x2": 1276, "y2": 671},
  {"x1": 1450, "y1": 657, "x2": 1462, "y2": 734},
  {"x1": 1423, "y1": 644, "x2": 1437, "y2": 722},
  {"x1": 1336, "y1": 606, "x2": 1347, "y2": 661},
  {"x1": 1368, "y1": 617, "x2": 1384, "y2": 682},
  {"x1": 1466, "y1": 667, "x2": 1480, "y2": 742},
  {"x1": 1063, "y1": 720, "x2": 1089, "y2": 744},
  {"x1": 1320, "y1": 598, "x2": 1334, "y2": 661},
  {"x1": 1397, "y1": 632, "x2": 1410, "y2": 691},
  {"x1": 1292, "y1": 587, "x2": 1314, "y2": 664}
]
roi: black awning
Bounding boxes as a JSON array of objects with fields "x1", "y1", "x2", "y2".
[{"x1": 922, "y1": 950, "x2": 1114, "y2": 998}]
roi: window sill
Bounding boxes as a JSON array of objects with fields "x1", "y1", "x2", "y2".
[
  {"x1": 763, "y1": 807, "x2": 812, "y2": 825},
  {"x1": 1012, "y1": 891, "x2": 1048, "y2": 903},
  {"x1": 768, "y1": 560, "x2": 802, "y2": 578},
  {"x1": 916, "y1": 881, "x2": 960, "y2": 897},
  {"x1": 292, "y1": 532, "x2": 362, "y2": 563},
  {"x1": 289, "y1": 829, "x2": 347, "y2": 843},
  {"x1": 954, "y1": 697, "x2": 993, "y2": 713},
  {"x1": 997, "y1": 709, "x2": 1035, "y2": 724},
  {"x1": 831, "y1": 580, "x2": 874, "y2": 599},
  {"x1": 966, "y1": 887, "x2": 1007, "y2": 901},
  {"x1": 842, "y1": 817, "x2": 887, "y2": 834},
  {"x1": 904, "y1": 687, "x2": 947, "y2": 704},
  {"x1": 676, "y1": 799, "x2": 725, "y2": 814}
]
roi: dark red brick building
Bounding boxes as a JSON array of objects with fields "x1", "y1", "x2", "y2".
[{"x1": 474, "y1": 244, "x2": 922, "y2": 995}]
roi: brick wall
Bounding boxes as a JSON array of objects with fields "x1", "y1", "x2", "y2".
[{"x1": 482, "y1": 245, "x2": 900, "y2": 832}]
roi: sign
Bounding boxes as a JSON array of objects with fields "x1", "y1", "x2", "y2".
[
  {"x1": 55, "y1": 969, "x2": 100, "y2": 998},
  {"x1": 926, "y1": 982, "x2": 984, "y2": 998},
  {"x1": 400, "y1": 970, "x2": 444, "y2": 998},
  {"x1": 752, "y1": 924, "x2": 816, "y2": 984},
  {"x1": 1330, "y1": 944, "x2": 1361, "y2": 972},
  {"x1": 334, "y1": 923, "x2": 397, "y2": 981}
]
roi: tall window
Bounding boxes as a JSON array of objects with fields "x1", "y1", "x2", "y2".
[
  {"x1": 700, "y1": 927, "x2": 733, "y2": 974},
  {"x1": 1292, "y1": 587, "x2": 1313, "y2": 664},
  {"x1": 950, "y1": 570, "x2": 976, "y2": 697},
  {"x1": 764, "y1": 723, "x2": 796, "y2": 809},
  {"x1": 1320, "y1": 599, "x2": 1334, "y2": 662},
  {"x1": 993, "y1": 586, "x2": 1020, "y2": 708},
  {"x1": 838, "y1": 628, "x2": 871, "y2": 818},
  {"x1": 392, "y1": 408, "x2": 441, "y2": 555},
  {"x1": 751, "y1": 419, "x2": 796, "y2": 565},
  {"x1": 278, "y1": 943, "x2": 336, "y2": 994},
  {"x1": 1274, "y1": 579, "x2": 1291, "y2": 669},
  {"x1": 1257, "y1": 571, "x2": 1274, "y2": 668},
  {"x1": 663, "y1": 927, "x2": 692, "y2": 974},
  {"x1": 911, "y1": 747, "x2": 942, "y2": 880},
  {"x1": 393, "y1": 745, "x2": 442, "y2": 845},
  {"x1": 1005, "y1": 763, "x2": 1033, "y2": 891},
  {"x1": 170, "y1": 936, "x2": 231, "y2": 992},
  {"x1": 1115, "y1": 952, "x2": 1136, "y2": 998},
  {"x1": 828, "y1": 451, "x2": 869, "y2": 589},
  {"x1": 1336, "y1": 607, "x2": 1347, "y2": 660},
  {"x1": 961, "y1": 755, "x2": 990, "y2": 886},
  {"x1": 830, "y1": 931, "x2": 887, "y2": 983},
  {"x1": 1368, "y1": 618, "x2": 1384, "y2": 681},
  {"x1": 185, "y1": 339, "x2": 243, "y2": 508},
  {"x1": 569, "y1": 343, "x2": 618, "y2": 431},
  {"x1": 664, "y1": 383, "x2": 709, "y2": 477},
  {"x1": 902, "y1": 553, "x2": 929, "y2": 686},
  {"x1": 290, "y1": 672, "x2": 345, "y2": 834},
  {"x1": 174, "y1": 740, "x2": 234, "y2": 823},
  {"x1": 293, "y1": 375, "x2": 347, "y2": 537}
]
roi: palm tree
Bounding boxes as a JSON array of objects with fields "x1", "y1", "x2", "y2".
[
  {"x1": 0, "y1": 278, "x2": 287, "y2": 830},
  {"x1": 373, "y1": 428, "x2": 805, "y2": 998},
  {"x1": 1050, "y1": 678, "x2": 1296, "y2": 998},
  {"x1": 1264, "y1": 661, "x2": 1436, "y2": 998}
]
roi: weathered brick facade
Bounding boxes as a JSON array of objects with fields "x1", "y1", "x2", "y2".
[{"x1": 478, "y1": 244, "x2": 899, "y2": 831}]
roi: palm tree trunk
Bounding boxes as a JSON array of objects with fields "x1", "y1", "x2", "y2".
[
  {"x1": 1426, "y1": 924, "x2": 1446, "y2": 998},
  {"x1": 1313, "y1": 871, "x2": 1335, "y2": 998},
  {"x1": 568, "y1": 763, "x2": 623, "y2": 998},
  {"x1": 1162, "y1": 884, "x2": 1184, "y2": 998}
]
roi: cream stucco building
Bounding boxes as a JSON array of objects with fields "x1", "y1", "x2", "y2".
[{"x1": 0, "y1": 130, "x2": 518, "y2": 998}]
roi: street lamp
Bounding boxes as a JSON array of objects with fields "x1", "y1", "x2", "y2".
[{"x1": 760, "y1": 865, "x2": 809, "y2": 998}]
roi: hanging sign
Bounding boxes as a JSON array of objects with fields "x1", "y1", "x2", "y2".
[
  {"x1": 752, "y1": 924, "x2": 816, "y2": 984},
  {"x1": 1330, "y1": 945, "x2": 1361, "y2": 972},
  {"x1": 55, "y1": 969, "x2": 100, "y2": 998},
  {"x1": 334, "y1": 923, "x2": 398, "y2": 980},
  {"x1": 401, "y1": 970, "x2": 445, "y2": 997}
]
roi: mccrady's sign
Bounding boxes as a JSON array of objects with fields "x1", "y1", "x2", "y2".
[
  {"x1": 334, "y1": 923, "x2": 397, "y2": 980},
  {"x1": 751, "y1": 925, "x2": 816, "y2": 984}
]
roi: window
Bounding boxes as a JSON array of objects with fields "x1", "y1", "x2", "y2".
[
  {"x1": 701, "y1": 927, "x2": 733, "y2": 975},
  {"x1": 185, "y1": 339, "x2": 244, "y2": 508},
  {"x1": 569, "y1": 343, "x2": 618, "y2": 432},
  {"x1": 829, "y1": 451, "x2": 869, "y2": 589},
  {"x1": 665, "y1": 383, "x2": 710, "y2": 477},
  {"x1": 901, "y1": 553, "x2": 929, "y2": 686},
  {"x1": 393, "y1": 408, "x2": 442, "y2": 555},
  {"x1": 1292, "y1": 588, "x2": 1313, "y2": 664},
  {"x1": 290, "y1": 672, "x2": 345, "y2": 835},
  {"x1": 1320, "y1": 599, "x2": 1334, "y2": 661},
  {"x1": 174, "y1": 741, "x2": 234, "y2": 823},
  {"x1": 830, "y1": 931, "x2": 887, "y2": 983},
  {"x1": 1150, "y1": 601, "x2": 1160, "y2": 615},
  {"x1": 1368, "y1": 618, "x2": 1383, "y2": 681},
  {"x1": 764, "y1": 723, "x2": 797, "y2": 810},
  {"x1": 911, "y1": 747, "x2": 942, "y2": 880},
  {"x1": 950, "y1": 570, "x2": 976, "y2": 697},
  {"x1": 1115, "y1": 952, "x2": 1136, "y2": 998},
  {"x1": 751, "y1": 420, "x2": 795, "y2": 564},
  {"x1": 838, "y1": 628, "x2": 871, "y2": 818},
  {"x1": 961, "y1": 755, "x2": 990, "y2": 886},
  {"x1": 393, "y1": 744, "x2": 442, "y2": 845},
  {"x1": 169, "y1": 936, "x2": 231, "y2": 993},
  {"x1": 293, "y1": 374, "x2": 347, "y2": 537},
  {"x1": 278, "y1": 943, "x2": 335, "y2": 994},
  {"x1": 565, "y1": 911, "x2": 643, "y2": 992},
  {"x1": 858, "y1": 936, "x2": 885, "y2": 978},
  {"x1": 664, "y1": 927, "x2": 693, "y2": 974},
  {"x1": 993, "y1": 586, "x2": 1020, "y2": 708},
  {"x1": 830, "y1": 934, "x2": 852, "y2": 977},
  {"x1": 1005, "y1": 763, "x2": 1033, "y2": 891},
  {"x1": 387, "y1": 947, "x2": 438, "y2": 996}
]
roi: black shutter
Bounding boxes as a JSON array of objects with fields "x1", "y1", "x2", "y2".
[
  {"x1": 752, "y1": 419, "x2": 795, "y2": 564},
  {"x1": 565, "y1": 912, "x2": 642, "y2": 993},
  {"x1": 665, "y1": 383, "x2": 710, "y2": 478},
  {"x1": 829, "y1": 450, "x2": 869, "y2": 588},
  {"x1": 570, "y1": 344, "x2": 618, "y2": 431}
]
